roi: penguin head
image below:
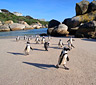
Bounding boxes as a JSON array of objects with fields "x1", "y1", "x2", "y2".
[{"x1": 27, "y1": 41, "x2": 30, "y2": 44}]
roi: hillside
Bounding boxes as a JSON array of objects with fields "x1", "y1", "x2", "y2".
[{"x1": 0, "y1": 9, "x2": 48, "y2": 26}]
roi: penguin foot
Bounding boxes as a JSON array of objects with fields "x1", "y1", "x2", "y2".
[
  {"x1": 64, "y1": 67, "x2": 69, "y2": 70},
  {"x1": 56, "y1": 65, "x2": 59, "y2": 68}
]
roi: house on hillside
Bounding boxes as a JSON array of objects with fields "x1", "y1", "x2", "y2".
[{"x1": 13, "y1": 12, "x2": 22, "y2": 16}]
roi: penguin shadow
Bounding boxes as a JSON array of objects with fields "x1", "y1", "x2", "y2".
[
  {"x1": 33, "y1": 48, "x2": 45, "y2": 51},
  {"x1": 23, "y1": 62, "x2": 56, "y2": 69},
  {"x1": 7, "y1": 52, "x2": 25, "y2": 55},
  {"x1": 49, "y1": 46, "x2": 62, "y2": 49}
]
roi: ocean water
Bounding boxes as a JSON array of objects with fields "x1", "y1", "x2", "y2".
[{"x1": 0, "y1": 28, "x2": 48, "y2": 38}]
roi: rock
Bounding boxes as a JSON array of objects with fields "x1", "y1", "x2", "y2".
[
  {"x1": 47, "y1": 24, "x2": 69, "y2": 36},
  {"x1": 9, "y1": 23, "x2": 25, "y2": 31},
  {"x1": 24, "y1": 25, "x2": 34, "y2": 30},
  {"x1": 4, "y1": 20, "x2": 14, "y2": 24},
  {"x1": 0, "y1": 21, "x2": 2, "y2": 26},
  {"x1": 63, "y1": 10, "x2": 96, "y2": 28},
  {"x1": 87, "y1": 1, "x2": 96, "y2": 13},
  {"x1": 56, "y1": 23, "x2": 69, "y2": 35},
  {"x1": 19, "y1": 21, "x2": 28, "y2": 25},
  {"x1": 75, "y1": 21, "x2": 96, "y2": 38},
  {"x1": 39, "y1": 33, "x2": 48, "y2": 36},
  {"x1": 76, "y1": 0, "x2": 89, "y2": 16},
  {"x1": 48, "y1": 19, "x2": 60, "y2": 28},
  {"x1": 47, "y1": 28, "x2": 54, "y2": 35},
  {"x1": 0, "y1": 25, "x2": 10, "y2": 32},
  {"x1": 62, "y1": 18, "x2": 80, "y2": 28}
]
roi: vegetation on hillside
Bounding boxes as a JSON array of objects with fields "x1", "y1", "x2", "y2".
[{"x1": 0, "y1": 12, "x2": 49, "y2": 25}]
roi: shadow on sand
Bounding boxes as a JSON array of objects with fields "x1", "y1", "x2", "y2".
[
  {"x1": 49, "y1": 46, "x2": 62, "y2": 49},
  {"x1": 81, "y1": 38, "x2": 96, "y2": 42},
  {"x1": 23, "y1": 62, "x2": 56, "y2": 69},
  {"x1": 33, "y1": 48, "x2": 45, "y2": 51},
  {"x1": 7, "y1": 52, "x2": 25, "y2": 55}
]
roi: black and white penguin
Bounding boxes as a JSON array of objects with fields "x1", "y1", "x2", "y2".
[
  {"x1": 35, "y1": 37, "x2": 40, "y2": 44},
  {"x1": 24, "y1": 41, "x2": 33, "y2": 55},
  {"x1": 67, "y1": 37, "x2": 75, "y2": 49},
  {"x1": 16, "y1": 36, "x2": 20, "y2": 41},
  {"x1": 24, "y1": 35, "x2": 27, "y2": 40},
  {"x1": 56, "y1": 47, "x2": 70, "y2": 70},
  {"x1": 58, "y1": 39, "x2": 64, "y2": 48},
  {"x1": 44, "y1": 41, "x2": 49, "y2": 51},
  {"x1": 41, "y1": 36, "x2": 46, "y2": 44}
]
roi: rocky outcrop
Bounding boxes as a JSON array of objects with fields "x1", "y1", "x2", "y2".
[
  {"x1": 75, "y1": 21, "x2": 96, "y2": 38},
  {"x1": 19, "y1": 21, "x2": 33, "y2": 30},
  {"x1": 47, "y1": 23, "x2": 69, "y2": 36},
  {"x1": 9, "y1": 23, "x2": 25, "y2": 31},
  {"x1": 87, "y1": 1, "x2": 96, "y2": 13},
  {"x1": 4, "y1": 20, "x2": 13, "y2": 24},
  {"x1": 76, "y1": 0, "x2": 89, "y2": 16},
  {"x1": 0, "y1": 21, "x2": 2, "y2": 26},
  {"x1": 0, "y1": 25, "x2": 10, "y2": 32},
  {"x1": 48, "y1": 19, "x2": 60, "y2": 28}
]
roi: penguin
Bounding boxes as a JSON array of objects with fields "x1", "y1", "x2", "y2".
[
  {"x1": 44, "y1": 41, "x2": 49, "y2": 51},
  {"x1": 35, "y1": 37, "x2": 40, "y2": 44},
  {"x1": 41, "y1": 36, "x2": 46, "y2": 44},
  {"x1": 28, "y1": 37, "x2": 30, "y2": 41},
  {"x1": 56, "y1": 47, "x2": 70, "y2": 70},
  {"x1": 24, "y1": 41, "x2": 33, "y2": 55},
  {"x1": 58, "y1": 39, "x2": 64, "y2": 48},
  {"x1": 16, "y1": 36, "x2": 20, "y2": 41},
  {"x1": 24, "y1": 35, "x2": 27, "y2": 40},
  {"x1": 67, "y1": 37, "x2": 75, "y2": 49}
]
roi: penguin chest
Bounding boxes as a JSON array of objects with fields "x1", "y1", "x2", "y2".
[{"x1": 26, "y1": 46, "x2": 30, "y2": 52}]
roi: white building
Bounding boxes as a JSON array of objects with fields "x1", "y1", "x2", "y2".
[{"x1": 13, "y1": 12, "x2": 22, "y2": 16}]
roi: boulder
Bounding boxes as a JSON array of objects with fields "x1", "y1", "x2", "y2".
[
  {"x1": 62, "y1": 18, "x2": 80, "y2": 28},
  {"x1": 56, "y1": 23, "x2": 69, "y2": 35},
  {"x1": 76, "y1": 0, "x2": 89, "y2": 16},
  {"x1": 0, "y1": 21, "x2": 2, "y2": 26},
  {"x1": 48, "y1": 19, "x2": 60, "y2": 28},
  {"x1": 47, "y1": 28, "x2": 54, "y2": 35},
  {"x1": 9, "y1": 23, "x2": 25, "y2": 31},
  {"x1": 4, "y1": 20, "x2": 14, "y2": 24},
  {"x1": 87, "y1": 1, "x2": 96, "y2": 13},
  {"x1": 24, "y1": 25, "x2": 34, "y2": 30},
  {"x1": 0, "y1": 25, "x2": 10, "y2": 32},
  {"x1": 19, "y1": 21, "x2": 28, "y2": 25},
  {"x1": 75, "y1": 21, "x2": 96, "y2": 38},
  {"x1": 47, "y1": 24, "x2": 69, "y2": 36},
  {"x1": 63, "y1": 10, "x2": 96, "y2": 29}
]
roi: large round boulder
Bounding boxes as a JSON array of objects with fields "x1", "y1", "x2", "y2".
[
  {"x1": 9, "y1": 23, "x2": 25, "y2": 31},
  {"x1": 63, "y1": 18, "x2": 80, "y2": 28},
  {"x1": 48, "y1": 19, "x2": 60, "y2": 28},
  {"x1": 0, "y1": 25, "x2": 10, "y2": 32},
  {"x1": 4, "y1": 20, "x2": 14, "y2": 24},
  {"x1": 75, "y1": 21, "x2": 96, "y2": 38},
  {"x1": 76, "y1": 0, "x2": 89, "y2": 16},
  {"x1": 47, "y1": 24, "x2": 69, "y2": 36},
  {"x1": 56, "y1": 23, "x2": 69, "y2": 35}
]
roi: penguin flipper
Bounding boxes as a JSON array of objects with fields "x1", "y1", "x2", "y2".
[
  {"x1": 24, "y1": 46, "x2": 27, "y2": 51},
  {"x1": 30, "y1": 47, "x2": 33, "y2": 50}
]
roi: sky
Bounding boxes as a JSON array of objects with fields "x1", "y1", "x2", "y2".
[{"x1": 0, "y1": 0, "x2": 93, "y2": 22}]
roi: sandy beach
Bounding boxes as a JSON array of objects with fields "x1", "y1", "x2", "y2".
[{"x1": 0, "y1": 37, "x2": 96, "y2": 85}]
